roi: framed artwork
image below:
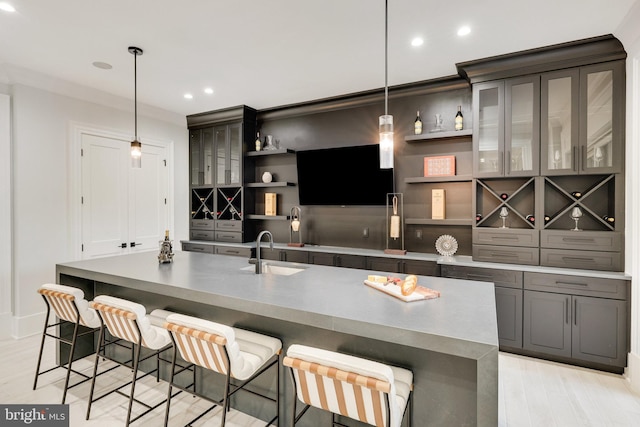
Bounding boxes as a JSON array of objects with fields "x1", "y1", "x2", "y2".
[{"x1": 424, "y1": 155, "x2": 455, "y2": 177}]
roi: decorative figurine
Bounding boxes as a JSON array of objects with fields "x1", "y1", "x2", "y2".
[{"x1": 158, "y1": 230, "x2": 174, "y2": 263}]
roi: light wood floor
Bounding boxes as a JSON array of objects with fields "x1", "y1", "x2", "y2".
[{"x1": 2, "y1": 334, "x2": 640, "y2": 426}]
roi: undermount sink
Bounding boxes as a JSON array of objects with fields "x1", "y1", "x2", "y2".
[{"x1": 241, "y1": 262, "x2": 308, "y2": 276}]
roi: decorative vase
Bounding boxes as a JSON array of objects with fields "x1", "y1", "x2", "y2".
[{"x1": 262, "y1": 172, "x2": 273, "y2": 183}]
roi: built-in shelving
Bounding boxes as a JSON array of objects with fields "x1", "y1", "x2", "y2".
[
  {"x1": 404, "y1": 129, "x2": 472, "y2": 142},
  {"x1": 246, "y1": 182, "x2": 295, "y2": 188},
  {"x1": 406, "y1": 218, "x2": 473, "y2": 226},
  {"x1": 405, "y1": 175, "x2": 472, "y2": 184},
  {"x1": 245, "y1": 214, "x2": 290, "y2": 221},
  {"x1": 246, "y1": 148, "x2": 296, "y2": 157}
]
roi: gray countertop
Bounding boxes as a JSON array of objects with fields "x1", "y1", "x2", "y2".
[
  {"x1": 57, "y1": 251, "x2": 499, "y2": 361},
  {"x1": 183, "y1": 240, "x2": 632, "y2": 280}
]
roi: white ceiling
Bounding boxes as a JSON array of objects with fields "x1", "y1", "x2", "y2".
[{"x1": 0, "y1": 0, "x2": 636, "y2": 118}]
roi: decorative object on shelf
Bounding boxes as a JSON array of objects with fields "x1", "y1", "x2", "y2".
[
  {"x1": 432, "y1": 189, "x2": 445, "y2": 220},
  {"x1": 499, "y1": 206, "x2": 509, "y2": 228},
  {"x1": 594, "y1": 146, "x2": 604, "y2": 167},
  {"x1": 455, "y1": 106, "x2": 464, "y2": 131},
  {"x1": 255, "y1": 131, "x2": 262, "y2": 151},
  {"x1": 158, "y1": 230, "x2": 174, "y2": 263},
  {"x1": 570, "y1": 206, "x2": 583, "y2": 231},
  {"x1": 288, "y1": 206, "x2": 304, "y2": 247},
  {"x1": 430, "y1": 114, "x2": 444, "y2": 133},
  {"x1": 424, "y1": 155, "x2": 455, "y2": 177},
  {"x1": 414, "y1": 110, "x2": 423, "y2": 135},
  {"x1": 435, "y1": 234, "x2": 458, "y2": 257},
  {"x1": 571, "y1": 191, "x2": 582, "y2": 199},
  {"x1": 378, "y1": 0, "x2": 393, "y2": 169},
  {"x1": 261, "y1": 171, "x2": 273, "y2": 183},
  {"x1": 385, "y1": 193, "x2": 406, "y2": 255},
  {"x1": 265, "y1": 193, "x2": 277, "y2": 216},
  {"x1": 263, "y1": 135, "x2": 277, "y2": 151},
  {"x1": 128, "y1": 46, "x2": 144, "y2": 168}
]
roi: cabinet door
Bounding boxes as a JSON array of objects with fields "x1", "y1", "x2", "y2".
[
  {"x1": 505, "y1": 76, "x2": 539, "y2": 176},
  {"x1": 496, "y1": 287, "x2": 523, "y2": 348},
  {"x1": 190, "y1": 130, "x2": 203, "y2": 186},
  {"x1": 214, "y1": 126, "x2": 227, "y2": 186},
  {"x1": 336, "y1": 254, "x2": 367, "y2": 269},
  {"x1": 541, "y1": 69, "x2": 579, "y2": 175},
  {"x1": 310, "y1": 252, "x2": 336, "y2": 266},
  {"x1": 228, "y1": 123, "x2": 242, "y2": 185},
  {"x1": 523, "y1": 290, "x2": 571, "y2": 358},
  {"x1": 283, "y1": 250, "x2": 309, "y2": 263},
  {"x1": 402, "y1": 260, "x2": 440, "y2": 276},
  {"x1": 367, "y1": 257, "x2": 402, "y2": 273},
  {"x1": 473, "y1": 81, "x2": 504, "y2": 177},
  {"x1": 202, "y1": 128, "x2": 214, "y2": 185},
  {"x1": 579, "y1": 61, "x2": 624, "y2": 174},
  {"x1": 572, "y1": 296, "x2": 626, "y2": 366}
]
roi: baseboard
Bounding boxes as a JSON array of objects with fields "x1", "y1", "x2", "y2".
[
  {"x1": 625, "y1": 351, "x2": 640, "y2": 393},
  {"x1": 0, "y1": 312, "x2": 11, "y2": 339},
  {"x1": 11, "y1": 311, "x2": 46, "y2": 339}
]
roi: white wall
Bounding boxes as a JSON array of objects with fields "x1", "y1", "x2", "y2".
[
  {"x1": 615, "y1": 0, "x2": 640, "y2": 392},
  {"x1": 9, "y1": 84, "x2": 188, "y2": 337},
  {"x1": 0, "y1": 93, "x2": 12, "y2": 339}
]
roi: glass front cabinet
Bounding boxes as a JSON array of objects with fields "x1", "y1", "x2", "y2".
[
  {"x1": 541, "y1": 61, "x2": 624, "y2": 175},
  {"x1": 473, "y1": 76, "x2": 539, "y2": 178},
  {"x1": 189, "y1": 127, "x2": 214, "y2": 186}
]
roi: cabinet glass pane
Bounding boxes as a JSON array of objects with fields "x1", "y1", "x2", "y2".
[
  {"x1": 478, "y1": 87, "x2": 500, "y2": 174},
  {"x1": 546, "y1": 77, "x2": 573, "y2": 171},
  {"x1": 229, "y1": 125, "x2": 241, "y2": 184},
  {"x1": 510, "y1": 82, "x2": 534, "y2": 173},
  {"x1": 586, "y1": 70, "x2": 613, "y2": 169},
  {"x1": 215, "y1": 127, "x2": 227, "y2": 185},
  {"x1": 190, "y1": 131, "x2": 201, "y2": 186},
  {"x1": 202, "y1": 128, "x2": 213, "y2": 185}
]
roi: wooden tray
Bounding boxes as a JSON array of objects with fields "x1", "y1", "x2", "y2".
[{"x1": 364, "y1": 280, "x2": 441, "y2": 302}]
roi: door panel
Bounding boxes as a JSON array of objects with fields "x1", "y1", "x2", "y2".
[{"x1": 523, "y1": 290, "x2": 571, "y2": 357}]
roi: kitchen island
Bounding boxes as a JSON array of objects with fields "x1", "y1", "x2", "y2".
[{"x1": 56, "y1": 251, "x2": 498, "y2": 426}]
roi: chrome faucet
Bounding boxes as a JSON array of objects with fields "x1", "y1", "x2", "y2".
[{"x1": 255, "y1": 230, "x2": 274, "y2": 274}]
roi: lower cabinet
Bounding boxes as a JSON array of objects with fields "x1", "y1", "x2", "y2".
[
  {"x1": 441, "y1": 265, "x2": 523, "y2": 348},
  {"x1": 367, "y1": 257, "x2": 439, "y2": 276},
  {"x1": 523, "y1": 290, "x2": 627, "y2": 367},
  {"x1": 182, "y1": 242, "x2": 214, "y2": 253},
  {"x1": 262, "y1": 249, "x2": 309, "y2": 263}
]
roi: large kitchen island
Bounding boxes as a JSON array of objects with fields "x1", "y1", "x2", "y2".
[{"x1": 56, "y1": 251, "x2": 498, "y2": 426}]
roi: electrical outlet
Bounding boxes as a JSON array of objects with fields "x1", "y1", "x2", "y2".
[
  {"x1": 416, "y1": 229, "x2": 423, "y2": 239},
  {"x1": 363, "y1": 227, "x2": 369, "y2": 238}
]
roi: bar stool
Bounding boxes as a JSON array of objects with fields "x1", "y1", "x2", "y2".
[
  {"x1": 33, "y1": 283, "x2": 103, "y2": 404},
  {"x1": 163, "y1": 313, "x2": 281, "y2": 427},
  {"x1": 283, "y1": 344, "x2": 413, "y2": 427},
  {"x1": 86, "y1": 295, "x2": 175, "y2": 426}
]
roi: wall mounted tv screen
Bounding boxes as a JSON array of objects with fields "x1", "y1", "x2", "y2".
[{"x1": 296, "y1": 144, "x2": 393, "y2": 206}]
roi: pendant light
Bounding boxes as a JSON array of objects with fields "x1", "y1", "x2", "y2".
[
  {"x1": 129, "y1": 46, "x2": 143, "y2": 168},
  {"x1": 379, "y1": 0, "x2": 393, "y2": 169}
]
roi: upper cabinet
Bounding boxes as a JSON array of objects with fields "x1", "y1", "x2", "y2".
[
  {"x1": 473, "y1": 75, "x2": 539, "y2": 178},
  {"x1": 541, "y1": 61, "x2": 624, "y2": 175},
  {"x1": 190, "y1": 127, "x2": 214, "y2": 186},
  {"x1": 214, "y1": 122, "x2": 242, "y2": 186}
]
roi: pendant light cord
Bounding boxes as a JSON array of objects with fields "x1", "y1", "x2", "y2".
[
  {"x1": 134, "y1": 51, "x2": 138, "y2": 139},
  {"x1": 384, "y1": 0, "x2": 388, "y2": 116}
]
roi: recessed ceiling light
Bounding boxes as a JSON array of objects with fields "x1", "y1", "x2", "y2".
[
  {"x1": 457, "y1": 26, "x2": 471, "y2": 37},
  {"x1": 184, "y1": 93, "x2": 193, "y2": 100},
  {"x1": 0, "y1": 2, "x2": 16, "y2": 12},
  {"x1": 411, "y1": 37, "x2": 424, "y2": 47},
  {"x1": 204, "y1": 88, "x2": 214, "y2": 95},
  {"x1": 92, "y1": 61, "x2": 113, "y2": 70}
]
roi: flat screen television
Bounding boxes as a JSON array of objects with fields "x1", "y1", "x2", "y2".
[{"x1": 296, "y1": 144, "x2": 394, "y2": 206}]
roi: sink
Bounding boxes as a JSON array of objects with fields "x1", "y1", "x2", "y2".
[{"x1": 241, "y1": 262, "x2": 308, "y2": 276}]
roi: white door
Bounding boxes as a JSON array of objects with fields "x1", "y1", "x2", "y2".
[{"x1": 81, "y1": 133, "x2": 168, "y2": 259}]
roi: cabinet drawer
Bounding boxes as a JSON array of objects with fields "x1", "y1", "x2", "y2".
[
  {"x1": 473, "y1": 245, "x2": 539, "y2": 266},
  {"x1": 182, "y1": 243, "x2": 214, "y2": 253},
  {"x1": 215, "y1": 231, "x2": 243, "y2": 243},
  {"x1": 441, "y1": 265, "x2": 523, "y2": 289},
  {"x1": 540, "y1": 248, "x2": 622, "y2": 272},
  {"x1": 191, "y1": 219, "x2": 214, "y2": 230},
  {"x1": 215, "y1": 220, "x2": 243, "y2": 231},
  {"x1": 190, "y1": 230, "x2": 214, "y2": 241},
  {"x1": 540, "y1": 230, "x2": 622, "y2": 252},
  {"x1": 310, "y1": 252, "x2": 336, "y2": 266},
  {"x1": 403, "y1": 260, "x2": 440, "y2": 276},
  {"x1": 336, "y1": 254, "x2": 366, "y2": 269},
  {"x1": 473, "y1": 228, "x2": 539, "y2": 247},
  {"x1": 215, "y1": 246, "x2": 251, "y2": 257},
  {"x1": 524, "y1": 271, "x2": 628, "y2": 300}
]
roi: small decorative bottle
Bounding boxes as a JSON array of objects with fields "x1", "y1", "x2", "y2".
[
  {"x1": 414, "y1": 110, "x2": 423, "y2": 135},
  {"x1": 455, "y1": 106, "x2": 464, "y2": 131},
  {"x1": 255, "y1": 132, "x2": 262, "y2": 151}
]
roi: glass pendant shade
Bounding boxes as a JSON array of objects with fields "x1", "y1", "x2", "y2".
[
  {"x1": 379, "y1": 114, "x2": 394, "y2": 169},
  {"x1": 131, "y1": 140, "x2": 142, "y2": 168}
]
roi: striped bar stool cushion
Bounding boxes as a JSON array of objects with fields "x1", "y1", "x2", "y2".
[
  {"x1": 284, "y1": 344, "x2": 413, "y2": 427},
  {"x1": 164, "y1": 313, "x2": 281, "y2": 380},
  {"x1": 39, "y1": 283, "x2": 101, "y2": 328},
  {"x1": 91, "y1": 295, "x2": 171, "y2": 350}
]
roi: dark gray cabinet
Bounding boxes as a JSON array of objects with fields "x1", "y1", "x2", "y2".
[
  {"x1": 441, "y1": 264, "x2": 523, "y2": 348},
  {"x1": 214, "y1": 123, "x2": 243, "y2": 186},
  {"x1": 262, "y1": 249, "x2": 309, "y2": 263},
  {"x1": 523, "y1": 271, "x2": 628, "y2": 368},
  {"x1": 366, "y1": 257, "x2": 439, "y2": 275},
  {"x1": 308, "y1": 252, "x2": 367, "y2": 269},
  {"x1": 190, "y1": 128, "x2": 214, "y2": 186}
]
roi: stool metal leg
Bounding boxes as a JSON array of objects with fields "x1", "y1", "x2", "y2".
[
  {"x1": 125, "y1": 340, "x2": 143, "y2": 427},
  {"x1": 32, "y1": 304, "x2": 51, "y2": 391},
  {"x1": 163, "y1": 345, "x2": 178, "y2": 427},
  {"x1": 86, "y1": 322, "x2": 106, "y2": 420},
  {"x1": 61, "y1": 320, "x2": 81, "y2": 404}
]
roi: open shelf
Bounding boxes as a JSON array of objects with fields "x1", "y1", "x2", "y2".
[
  {"x1": 406, "y1": 218, "x2": 473, "y2": 226},
  {"x1": 191, "y1": 188, "x2": 214, "y2": 220},
  {"x1": 246, "y1": 148, "x2": 295, "y2": 157},
  {"x1": 245, "y1": 214, "x2": 290, "y2": 221},
  {"x1": 475, "y1": 177, "x2": 536, "y2": 229},
  {"x1": 405, "y1": 175, "x2": 472, "y2": 184},
  {"x1": 405, "y1": 129, "x2": 472, "y2": 142},
  {"x1": 246, "y1": 182, "x2": 295, "y2": 188}
]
